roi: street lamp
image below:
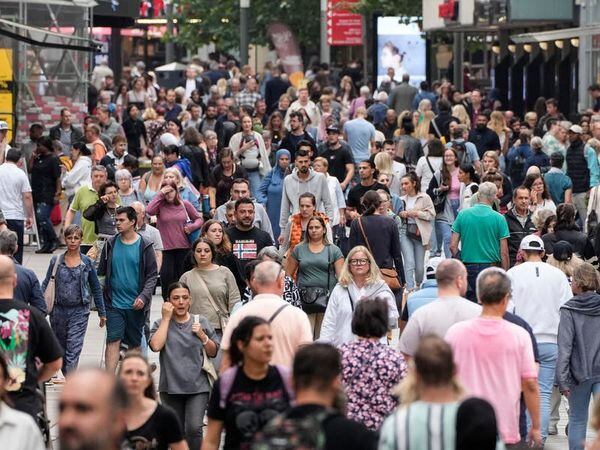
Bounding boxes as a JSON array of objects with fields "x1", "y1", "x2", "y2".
[{"x1": 240, "y1": 0, "x2": 250, "y2": 66}]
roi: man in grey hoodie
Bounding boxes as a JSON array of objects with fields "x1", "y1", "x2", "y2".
[{"x1": 279, "y1": 148, "x2": 334, "y2": 232}]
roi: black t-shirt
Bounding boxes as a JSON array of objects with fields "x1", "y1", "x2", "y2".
[
  {"x1": 347, "y1": 181, "x2": 389, "y2": 213},
  {"x1": 30, "y1": 153, "x2": 61, "y2": 204},
  {"x1": 123, "y1": 403, "x2": 184, "y2": 450},
  {"x1": 208, "y1": 164, "x2": 248, "y2": 207},
  {"x1": 317, "y1": 142, "x2": 355, "y2": 184},
  {"x1": 0, "y1": 299, "x2": 63, "y2": 416},
  {"x1": 225, "y1": 226, "x2": 274, "y2": 271},
  {"x1": 123, "y1": 118, "x2": 147, "y2": 156},
  {"x1": 207, "y1": 366, "x2": 292, "y2": 450},
  {"x1": 284, "y1": 404, "x2": 378, "y2": 450}
]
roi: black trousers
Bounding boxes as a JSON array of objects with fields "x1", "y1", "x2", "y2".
[{"x1": 160, "y1": 248, "x2": 190, "y2": 300}]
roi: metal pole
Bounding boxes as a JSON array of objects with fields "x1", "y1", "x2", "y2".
[
  {"x1": 165, "y1": 0, "x2": 175, "y2": 63},
  {"x1": 320, "y1": 0, "x2": 330, "y2": 63},
  {"x1": 453, "y1": 31, "x2": 464, "y2": 91},
  {"x1": 240, "y1": 0, "x2": 250, "y2": 66}
]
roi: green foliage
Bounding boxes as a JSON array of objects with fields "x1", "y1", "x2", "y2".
[
  {"x1": 353, "y1": 0, "x2": 422, "y2": 17},
  {"x1": 173, "y1": 0, "x2": 320, "y2": 53}
]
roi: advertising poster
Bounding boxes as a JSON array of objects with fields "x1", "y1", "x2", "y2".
[{"x1": 376, "y1": 17, "x2": 426, "y2": 88}]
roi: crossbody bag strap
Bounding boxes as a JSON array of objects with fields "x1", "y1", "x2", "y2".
[
  {"x1": 431, "y1": 118, "x2": 443, "y2": 139},
  {"x1": 347, "y1": 287, "x2": 355, "y2": 311},
  {"x1": 357, "y1": 218, "x2": 373, "y2": 255},
  {"x1": 268, "y1": 303, "x2": 289, "y2": 323},
  {"x1": 425, "y1": 156, "x2": 435, "y2": 174},
  {"x1": 196, "y1": 272, "x2": 227, "y2": 317},
  {"x1": 326, "y1": 245, "x2": 332, "y2": 291}
]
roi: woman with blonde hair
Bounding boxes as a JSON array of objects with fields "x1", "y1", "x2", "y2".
[
  {"x1": 379, "y1": 336, "x2": 502, "y2": 450},
  {"x1": 415, "y1": 110, "x2": 435, "y2": 143},
  {"x1": 374, "y1": 152, "x2": 401, "y2": 195},
  {"x1": 216, "y1": 78, "x2": 228, "y2": 97},
  {"x1": 319, "y1": 245, "x2": 398, "y2": 347},
  {"x1": 488, "y1": 110, "x2": 510, "y2": 158},
  {"x1": 452, "y1": 104, "x2": 471, "y2": 128}
]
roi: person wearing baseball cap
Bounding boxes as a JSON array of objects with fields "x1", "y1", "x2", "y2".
[
  {"x1": 401, "y1": 256, "x2": 442, "y2": 322},
  {"x1": 0, "y1": 120, "x2": 11, "y2": 163},
  {"x1": 566, "y1": 121, "x2": 599, "y2": 226},
  {"x1": 316, "y1": 121, "x2": 355, "y2": 191},
  {"x1": 507, "y1": 234, "x2": 573, "y2": 441}
]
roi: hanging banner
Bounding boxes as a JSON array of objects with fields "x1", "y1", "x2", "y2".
[
  {"x1": 0, "y1": 48, "x2": 13, "y2": 142},
  {"x1": 327, "y1": 0, "x2": 363, "y2": 46},
  {"x1": 267, "y1": 22, "x2": 304, "y2": 87}
]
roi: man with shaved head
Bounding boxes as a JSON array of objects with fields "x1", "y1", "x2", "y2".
[
  {"x1": 398, "y1": 259, "x2": 481, "y2": 357},
  {"x1": 219, "y1": 260, "x2": 312, "y2": 370},
  {"x1": 58, "y1": 368, "x2": 128, "y2": 450},
  {"x1": 0, "y1": 255, "x2": 63, "y2": 418}
]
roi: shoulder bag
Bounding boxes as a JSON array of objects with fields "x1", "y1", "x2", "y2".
[
  {"x1": 588, "y1": 186, "x2": 599, "y2": 242},
  {"x1": 193, "y1": 315, "x2": 218, "y2": 387},
  {"x1": 299, "y1": 246, "x2": 332, "y2": 314},
  {"x1": 401, "y1": 199, "x2": 422, "y2": 242},
  {"x1": 196, "y1": 272, "x2": 230, "y2": 331},
  {"x1": 357, "y1": 217, "x2": 401, "y2": 291},
  {"x1": 428, "y1": 168, "x2": 447, "y2": 214},
  {"x1": 43, "y1": 256, "x2": 61, "y2": 314},
  {"x1": 182, "y1": 203, "x2": 201, "y2": 245}
]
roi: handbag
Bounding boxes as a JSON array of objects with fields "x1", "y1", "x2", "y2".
[
  {"x1": 196, "y1": 274, "x2": 230, "y2": 331},
  {"x1": 405, "y1": 222, "x2": 421, "y2": 242},
  {"x1": 43, "y1": 256, "x2": 61, "y2": 314},
  {"x1": 588, "y1": 187, "x2": 599, "y2": 241},
  {"x1": 299, "y1": 246, "x2": 332, "y2": 314},
  {"x1": 427, "y1": 165, "x2": 446, "y2": 214},
  {"x1": 182, "y1": 204, "x2": 201, "y2": 245},
  {"x1": 357, "y1": 218, "x2": 401, "y2": 291},
  {"x1": 194, "y1": 315, "x2": 218, "y2": 387}
]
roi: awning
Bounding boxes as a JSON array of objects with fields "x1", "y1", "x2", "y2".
[
  {"x1": 0, "y1": 18, "x2": 102, "y2": 52},
  {"x1": 511, "y1": 25, "x2": 600, "y2": 44}
]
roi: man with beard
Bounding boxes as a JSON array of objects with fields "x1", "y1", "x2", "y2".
[
  {"x1": 317, "y1": 125, "x2": 355, "y2": 190},
  {"x1": 58, "y1": 369, "x2": 128, "y2": 450},
  {"x1": 199, "y1": 101, "x2": 218, "y2": 133},
  {"x1": 468, "y1": 112, "x2": 501, "y2": 158},
  {"x1": 376, "y1": 109, "x2": 398, "y2": 140},
  {"x1": 225, "y1": 198, "x2": 274, "y2": 271},
  {"x1": 279, "y1": 111, "x2": 315, "y2": 160}
]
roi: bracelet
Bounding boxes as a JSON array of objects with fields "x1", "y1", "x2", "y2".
[{"x1": 201, "y1": 334, "x2": 209, "y2": 345}]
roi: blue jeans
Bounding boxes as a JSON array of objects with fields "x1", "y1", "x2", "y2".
[
  {"x1": 435, "y1": 220, "x2": 452, "y2": 258},
  {"x1": 246, "y1": 170, "x2": 263, "y2": 199},
  {"x1": 400, "y1": 231, "x2": 426, "y2": 290},
  {"x1": 533, "y1": 343, "x2": 558, "y2": 443},
  {"x1": 34, "y1": 202, "x2": 58, "y2": 246},
  {"x1": 568, "y1": 380, "x2": 600, "y2": 450},
  {"x1": 465, "y1": 263, "x2": 495, "y2": 302}
]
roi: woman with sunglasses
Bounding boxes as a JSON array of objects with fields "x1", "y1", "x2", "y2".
[{"x1": 320, "y1": 245, "x2": 398, "y2": 347}]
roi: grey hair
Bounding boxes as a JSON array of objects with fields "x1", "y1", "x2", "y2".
[
  {"x1": 257, "y1": 246, "x2": 282, "y2": 264},
  {"x1": 476, "y1": 267, "x2": 511, "y2": 305},
  {"x1": 114, "y1": 169, "x2": 132, "y2": 182},
  {"x1": 530, "y1": 136, "x2": 543, "y2": 149},
  {"x1": 477, "y1": 182, "x2": 498, "y2": 203},
  {"x1": 130, "y1": 201, "x2": 146, "y2": 214},
  {"x1": 252, "y1": 260, "x2": 283, "y2": 286},
  {"x1": 0, "y1": 230, "x2": 17, "y2": 256}
]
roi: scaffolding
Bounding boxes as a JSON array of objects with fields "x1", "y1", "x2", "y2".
[{"x1": 0, "y1": 1, "x2": 101, "y2": 143}]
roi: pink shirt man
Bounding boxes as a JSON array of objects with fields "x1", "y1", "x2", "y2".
[{"x1": 446, "y1": 317, "x2": 538, "y2": 444}]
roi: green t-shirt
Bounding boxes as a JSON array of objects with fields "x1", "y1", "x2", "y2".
[
  {"x1": 451, "y1": 203, "x2": 510, "y2": 263},
  {"x1": 291, "y1": 243, "x2": 343, "y2": 290},
  {"x1": 70, "y1": 186, "x2": 99, "y2": 245}
]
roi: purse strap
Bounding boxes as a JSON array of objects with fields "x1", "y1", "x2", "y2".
[
  {"x1": 357, "y1": 218, "x2": 373, "y2": 255},
  {"x1": 49, "y1": 254, "x2": 62, "y2": 282},
  {"x1": 326, "y1": 245, "x2": 332, "y2": 291},
  {"x1": 196, "y1": 271, "x2": 228, "y2": 318},
  {"x1": 425, "y1": 156, "x2": 435, "y2": 175}
]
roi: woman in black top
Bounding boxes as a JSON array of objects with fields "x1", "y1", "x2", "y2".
[
  {"x1": 122, "y1": 104, "x2": 148, "y2": 158},
  {"x1": 208, "y1": 148, "x2": 248, "y2": 213},
  {"x1": 542, "y1": 203, "x2": 595, "y2": 259},
  {"x1": 348, "y1": 190, "x2": 405, "y2": 290},
  {"x1": 119, "y1": 352, "x2": 186, "y2": 450}
]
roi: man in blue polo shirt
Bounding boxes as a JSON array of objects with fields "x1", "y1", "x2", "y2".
[{"x1": 450, "y1": 181, "x2": 510, "y2": 301}]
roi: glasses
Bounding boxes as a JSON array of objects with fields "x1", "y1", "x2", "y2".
[{"x1": 349, "y1": 259, "x2": 369, "y2": 266}]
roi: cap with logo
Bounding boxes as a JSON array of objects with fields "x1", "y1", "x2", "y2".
[
  {"x1": 519, "y1": 235, "x2": 545, "y2": 252},
  {"x1": 425, "y1": 256, "x2": 443, "y2": 278}
]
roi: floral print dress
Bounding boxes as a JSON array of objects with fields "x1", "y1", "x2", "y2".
[{"x1": 340, "y1": 339, "x2": 408, "y2": 430}]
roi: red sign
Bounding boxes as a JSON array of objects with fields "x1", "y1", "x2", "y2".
[
  {"x1": 439, "y1": 0, "x2": 458, "y2": 20},
  {"x1": 326, "y1": 0, "x2": 363, "y2": 46}
]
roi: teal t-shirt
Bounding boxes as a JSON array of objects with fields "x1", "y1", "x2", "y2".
[
  {"x1": 110, "y1": 235, "x2": 141, "y2": 309},
  {"x1": 544, "y1": 170, "x2": 572, "y2": 204},
  {"x1": 451, "y1": 203, "x2": 510, "y2": 263},
  {"x1": 291, "y1": 243, "x2": 343, "y2": 290}
]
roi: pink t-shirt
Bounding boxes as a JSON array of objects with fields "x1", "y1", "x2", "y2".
[
  {"x1": 445, "y1": 317, "x2": 538, "y2": 444},
  {"x1": 448, "y1": 167, "x2": 460, "y2": 200}
]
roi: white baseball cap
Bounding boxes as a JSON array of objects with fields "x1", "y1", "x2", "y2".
[
  {"x1": 0, "y1": 121, "x2": 9, "y2": 131},
  {"x1": 519, "y1": 234, "x2": 545, "y2": 252},
  {"x1": 425, "y1": 256, "x2": 443, "y2": 277}
]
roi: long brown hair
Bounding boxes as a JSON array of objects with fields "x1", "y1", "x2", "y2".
[
  {"x1": 201, "y1": 219, "x2": 232, "y2": 254},
  {"x1": 119, "y1": 351, "x2": 157, "y2": 400},
  {"x1": 441, "y1": 148, "x2": 458, "y2": 186},
  {"x1": 160, "y1": 180, "x2": 182, "y2": 206}
]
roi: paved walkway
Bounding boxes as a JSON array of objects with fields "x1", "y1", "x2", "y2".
[{"x1": 21, "y1": 248, "x2": 577, "y2": 449}]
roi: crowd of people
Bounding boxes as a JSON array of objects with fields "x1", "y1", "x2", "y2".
[{"x1": 3, "y1": 56, "x2": 600, "y2": 450}]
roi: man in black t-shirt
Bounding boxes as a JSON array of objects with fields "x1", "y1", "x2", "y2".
[
  {"x1": 346, "y1": 159, "x2": 389, "y2": 219},
  {"x1": 253, "y1": 343, "x2": 377, "y2": 450},
  {"x1": 0, "y1": 255, "x2": 62, "y2": 418},
  {"x1": 225, "y1": 198, "x2": 274, "y2": 271},
  {"x1": 317, "y1": 125, "x2": 355, "y2": 190}
]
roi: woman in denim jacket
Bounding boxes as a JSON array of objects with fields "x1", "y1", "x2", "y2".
[{"x1": 42, "y1": 225, "x2": 106, "y2": 375}]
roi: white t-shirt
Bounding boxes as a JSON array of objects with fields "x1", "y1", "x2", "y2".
[
  {"x1": 415, "y1": 156, "x2": 443, "y2": 193},
  {"x1": 507, "y1": 261, "x2": 572, "y2": 344},
  {"x1": 0, "y1": 163, "x2": 31, "y2": 220}
]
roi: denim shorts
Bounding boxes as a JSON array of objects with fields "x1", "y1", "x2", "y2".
[{"x1": 105, "y1": 306, "x2": 145, "y2": 347}]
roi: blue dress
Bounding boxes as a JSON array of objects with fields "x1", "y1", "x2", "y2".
[{"x1": 257, "y1": 149, "x2": 290, "y2": 240}]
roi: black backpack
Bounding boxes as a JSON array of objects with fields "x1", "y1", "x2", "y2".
[{"x1": 450, "y1": 140, "x2": 469, "y2": 165}]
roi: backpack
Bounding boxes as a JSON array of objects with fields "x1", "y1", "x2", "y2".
[
  {"x1": 450, "y1": 140, "x2": 469, "y2": 165},
  {"x1": 509, "y1": 149, "x2": 526, "y2": 182},
  {"x1": 251, "y1": 408, "x2": 336, "y2": 450}
]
